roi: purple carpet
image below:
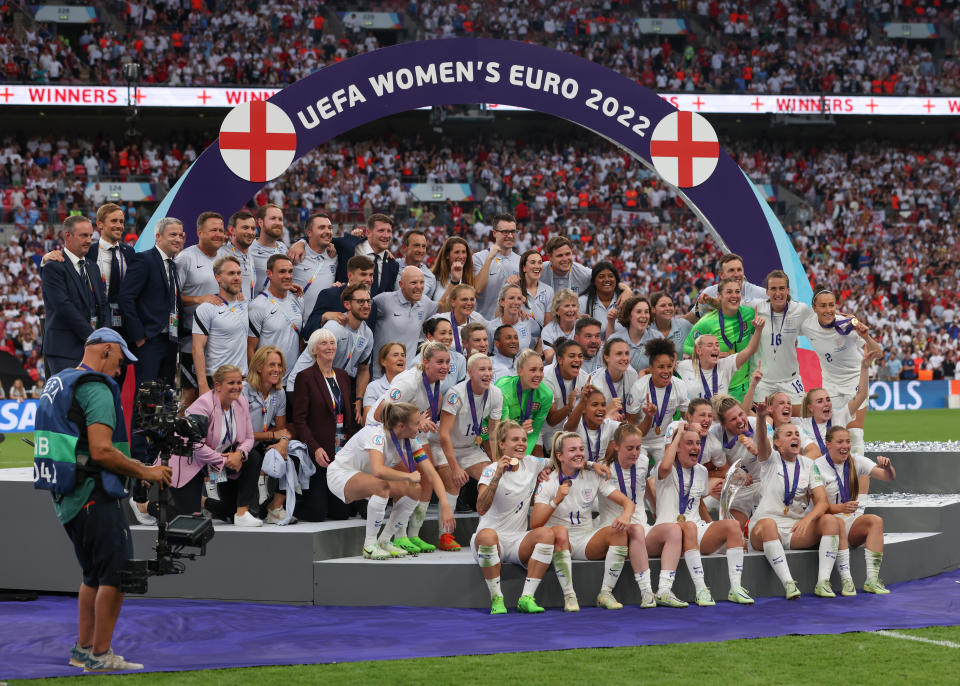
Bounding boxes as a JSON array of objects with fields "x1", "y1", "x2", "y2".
[{"x1": 3, "y1": 570, "x2": 959, "y2": 680}]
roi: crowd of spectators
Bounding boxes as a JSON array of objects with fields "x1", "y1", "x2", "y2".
[
  {"x1": 1, "y1": 125, "x2": 957, "y2": 386},
  {"x1": 1, "y1": 1, "x2": 959, "y2": 93}
]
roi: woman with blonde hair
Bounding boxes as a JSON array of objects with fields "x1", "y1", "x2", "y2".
[
  {"x1": 327, "y1": 401, "x2": 454, "y2": 560},
  {"x1": 485, "y1": 283, "x2": 541, "y2": 354},
  {"x1": 495, "y1": 348, "x2": 553, "y2": 457},
  {"x1": 472, "y1": 421, "x2": 555, "y2": 614},
  {"x1": 531, "y1": 431, "x2": 634, "y2": 611},
  {"x1": 362, "y1": 342, "x2": 406, "y2": 424},
  {"x1": 541, "y1": 288, "x2": 579, "y2": 363},
  {"x1": 243, "y1": 346, "x2": 294, "y2": 524}
]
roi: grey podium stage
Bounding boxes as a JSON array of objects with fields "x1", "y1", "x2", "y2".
[{"x1": 2, "y1": 449, "x2": 959, "y2": 607}]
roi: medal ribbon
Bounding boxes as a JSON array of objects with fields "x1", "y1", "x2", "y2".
[
  {"x1": 467, "y1": 380, "x2": 488, "y2": 440},
  {"x1": 615, "y1": 462, "x2": 637, "y2": 503},
  {"x1": 422, "y1": 372, "x2": 441, "y2": 422},
  {"x1": 604, "y1": 369, "x2": 620, "y2": 399},
  {"x1": 675, "y1": 461, "x2": 693, "y2": 516},
  {"x1": 450, "y1": 310, "x2": 462, "y2": 353},
  {"x1": 820, "y1": 317, "x2": 855, "y2": 336},
  {"x1": 648, "y1": 376, "x2": 672, "y2": 431},
  {"x1": 554, "y1": 365, "x2": 569, "y2": 405},
  {"x1": 718, "y1": 308, "x2": 746, "y2": 348},
  {"x1": 389, "y1": 430, "x2": 416, "y2": 472},
  {"x1": 811, "y1": 418, "x2": 831, "y2": 454},
  {"x1": 516, "y1": 378, "x2": 534, "y2": 421},
  {"x1": 781, "y1": 456, "x2": 801, "y2": 510},
  {"x1": 582, "y1": 418, "x2": 601, "y2": 463},
  {"x1": 827, "y1": 451, "x2": 850, "y2": 503},
  {"x1": 699, "y1": 364, "x2": 718, "y2": 398}
]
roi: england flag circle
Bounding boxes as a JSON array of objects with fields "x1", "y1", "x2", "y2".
[
  {"x1": 649, "y1": 110, "x2": 720, "y2": 188},
  {"x1": 219, "y1": 100, "x2": 298, "y2": 183}
]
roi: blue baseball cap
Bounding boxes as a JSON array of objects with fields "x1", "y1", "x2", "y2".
[{"x1": 85, "y1": 327, "x2": 138, "y2": 362}]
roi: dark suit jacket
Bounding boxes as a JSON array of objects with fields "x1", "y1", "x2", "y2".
[
  {"x1": 302, "y1": 284, "x2": 379, "y2": 341},
  {"x1": 87, "y1": 241, "x2": 136, "y2": 304},
  {"x1": 41, "y1": 255, "x2": 109, "y2": 360},
  {"x1": 118, "y1": 247, "x2": 182, "y2": 343},
  {"x1": 332, "y1": 234, "x2": 398, "y2": 296},
  {"x1": 292, "y1": 364, "x2": 356, "y2": 461}
]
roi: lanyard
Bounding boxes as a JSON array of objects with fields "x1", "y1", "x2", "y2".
[
  {"x1": 228, "y1": 244, "x2": 255, "y2": 298},
  {"x1": 467, "y1": 380, "x2": 488, "y2": 437},
  {"x1": 582, "y1": 418, "x2": 601, "y2": 462},
  {"x1": 326, "y1": 376, "x2": 342, "y2": 416},
  {"x1": 218, "y1": 295, "x2": 245, "y2": 322},
  {"x1": 781, "y1": 456, "x2": 801, "y2": 509},
  {"x1": 615, "y1": 462, "x2": 637, "y2": 503},
  {"x1": 223, "y1": 406, "x2": 235, "y2": 448},
  {"x1": 260, "y1": 291, "x2": 300, "y2": 334},
  {"x1": 827, "y1": 452, "x2": 850, "y2": 503},
  {"x1": 718, "y1": 308, "x2": 746, "y2": 348},
  {"x1": 301, "y1": 252, "x2": 332, "y2": 296},
  {"x1": 344, "y1": 324, "x2": 362, "y2": 366},
  {"x1": 422, "y1": 373, "x2": 440, "y2": 422},
  {"x1": 389, "y1": 430, "x2": 416, "y2": 472},
  {"x1": 516, "y1": 378, "x2": 534, "y2": 421}
]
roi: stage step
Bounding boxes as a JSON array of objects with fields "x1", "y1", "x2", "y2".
[{"x1": 312, "y1": 532, "x2": 946, "y2": 608}]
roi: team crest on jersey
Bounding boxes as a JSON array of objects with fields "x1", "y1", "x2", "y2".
[
  {"x1": 582, "y1": 488, "x2": 593, "y2": 501},
  {"x1": 330, "y1": 264, "x2": 336, "y2": 273},
  {"x1": 374, "y1": 434, "x2": 384, "y2": 446},
  {"x1": 446, "y1": 392, "x2": 459, "y2": 405},
  {"x1": 390, "y1": 389, "x2": 402, "y2": 400},
  {"x1": 532, "y1": 402, "x2": 541, "y2": 412},
  {"x1": 418, "y1": 311, "x2": 424, "y2": 321},
  {"x1": 519, "y1": 327, "x2": 527, "y2": 337},
  {"x1": 357, "y1": 338, "x2": 366, "y2": 348}
]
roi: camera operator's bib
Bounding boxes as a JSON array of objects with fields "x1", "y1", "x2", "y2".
[{"x1": 33, "y1": 368, "x2": 130, "y2": 498}]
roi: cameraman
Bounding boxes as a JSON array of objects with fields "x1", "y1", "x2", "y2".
[{"x1": 34, "y1": 329, "x2": 172, "y2": 673}]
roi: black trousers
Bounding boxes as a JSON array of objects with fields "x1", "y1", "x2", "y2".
[
  {"x1": 294, "y1": 466, "x2": 351, "y2": 522},
  {"x1": 168, "y1": 470, "x2": 205, "y2": 519},
  {"x1": 205, "y1": 450, "x2": 265, "y2": 521}
]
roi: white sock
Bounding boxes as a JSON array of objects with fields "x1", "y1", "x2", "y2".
[
  {"x1": 522, "y1": 576, "x2": 542, "y2": 598},
  {"x1": 257, "y1": 475, "x2": 269, "y2": 504},
  {"x1": 477, "y1": 544, "x2": 501, "y2": 599},
  {"x1": 601, "y1": 545, "x2": 628, "y2": 593},
  {"x1": 848, "y1": 427, "x2": 865, "y2": 457},
  {"x1": 727, "y1": 546, "x2": 745, "y2": 589},
  {"x1": 553, "y1": 550, "x2": 575, "y2": 597},
  {"x1": 407, "y1": 500, "x2": 429, "y2": 538},
  {"x1": 836, "y1": 548, "x2": 852, "y2": 582},
  {"x1": 379, "y1": 496, "x2": 417, "y2": 544},
  {"x1": 818, "y1": 535, "x2": 839, "y2": 583},
  {"x1": 523, "y1": 543, "x2": 553, "y2": 598},
  {"x1": 683, "y1": 549, "x2": 706, "y2": 592},
  {"x1": 864, "y1": 548, "x2": 883, "y2": 580},
  {"x1": 364, "y1": 495, "x2": 388, "y2": 548},
  {"x1": 658, "y1": 569, "x2": 676, "y2": 594},
  {"x1": 763, "y1": 540, "x2": 794, "y2": 585},
  {"x1": 634, "y1": 569, "x2": 652, "y2": 593}
]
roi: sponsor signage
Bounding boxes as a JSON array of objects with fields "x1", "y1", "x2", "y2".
[{"x1": 867, "y1": 380, "x2": 955, "y2": 411}]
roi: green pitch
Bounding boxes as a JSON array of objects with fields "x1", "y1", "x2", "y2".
[
  {"x1": 13, "y1": 625, "x2": 960, "y2": 685},
  {"x1": 2, "y1": 408, "x2": 955, "y2": 472}
]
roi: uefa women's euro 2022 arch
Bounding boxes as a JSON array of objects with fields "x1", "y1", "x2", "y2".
[{"x1": 139, "y1": 37, "x2": 812, "y2": 310}]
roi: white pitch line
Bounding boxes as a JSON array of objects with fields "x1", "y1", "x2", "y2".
[{"x1": 875, "y1": 630, "x2": 960, "y2": 648}]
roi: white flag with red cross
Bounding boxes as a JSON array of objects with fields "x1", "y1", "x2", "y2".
[
  {"x1": 649, "y1": 110, "x2": 720, "y2": 188},
  {"x1": 219, "y1": 100, "x2": 298, "y2": 183}
]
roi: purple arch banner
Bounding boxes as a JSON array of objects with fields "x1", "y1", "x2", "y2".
[{"x1": 141, "y1": 38, "x2": 804, "y2": 291}]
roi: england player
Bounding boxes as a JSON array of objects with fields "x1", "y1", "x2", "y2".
[
  {"x1": 816, "y1": 426, "x2": 895, "y2": 595},
  {"x1": 192, "y1": 256, "x2": 248, "y2": 396},
  {"x1": 219, "y1": 210, "x2": 257, "y2": 301},
  {"x1": 373, "y1": 342, "x2": 451, "y2": 554},
  {"x1": 706, "y1": 394, "x2": 762, "y2": 529},
  {"x1": 658, "y1": 425, "x2": 754, "y2": 606},
  {"x1": 250, "y1": 203, "x2": 288, "y2": 294},
  {"x1": 326, "y1": 401, "x2": 454, "y2": 560},
  {"x1": 473, "y1": 213, "x2": 521, "y2": 320},
  {"x1": 176, "y1": 211, "x2": 225, "y2": 405},
  {"x1": 586, "y1": 338, "x2": 639, "y2": 419},
  {"x1": 600, "y1": 424, "x2": 684, "y2": 608},
  {"x1": 292, "y1": 212, "x2": 338, "y2": 327},
  {"x1": 684, "y1": 278, "x2": 757, "y2": 401},
  {"x1": 751, "y1": 270, "x2": 813, "y2": 413},
  {"x1": 323, "y1": 283, "x2": 374, "y2": 421},
  {"x1": 800, "y1": 289, "x2": 882, "y2": 456},
  {"x1": 627, "y1": 338, "x2": 690, "y2": 462},
  {"x1": 473, "y1": 421, "x2": 555, "y2": 614},
  {"x1": 495, "y1": 349, "x2": 553, "y2": 457},
  {"x1": 485, "y1": 283, "x2": 541, "y2": 355},
  {"x1": 247, "y1": 255, "x2": 302, "y2": 387},
  {"x1": 676, "y1": 320, "x2": 762, "y2": 401},
  {"x1": 432, "y1": 284, "x2": 488, "y2": 355},
  {"x1": 750, "y1": 402, "x2": 843, "y2": 600},
  {"x1": 753, "y1": 385, "x2": 819, "y2": 459},
  {"x1": 799, "y1": 350, "x2": 875, "y2": 455},
  {"x1": 361, "y1": 343, "x2": 406, "y2": 424},
  {"x1": 565, "y1": 386, "x2": 620, "y2": 463},
  {"x1": 414, "y1": 318, "x2": 466, "y2": 394},
  {"x1": 531, "y1": 432, "x2": 635, "y2": 611},
  {"x1": 542, "y1": 338, "x2": 588, "y2": 454}
]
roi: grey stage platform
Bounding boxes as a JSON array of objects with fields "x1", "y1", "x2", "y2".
[{"x1": 2, "y1": 452, "x2": 959, "y2": 607}]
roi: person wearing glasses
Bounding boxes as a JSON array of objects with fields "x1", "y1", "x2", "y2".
[{"x1": 472, "y1": 213, "x2": 521, "y2": 320}]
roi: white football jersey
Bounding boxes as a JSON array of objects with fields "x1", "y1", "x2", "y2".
[{"x1": 477, "y1": 455, "x2": 549, "y2": 534}]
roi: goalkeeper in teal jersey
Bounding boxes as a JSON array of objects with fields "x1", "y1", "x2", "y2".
[{"x1": 684, "y1": 278, "x2": 762, "y2": 400}]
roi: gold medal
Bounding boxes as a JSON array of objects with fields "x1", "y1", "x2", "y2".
[
  {"x1": 738, "y1": 435, "x2": 747, "y2": 444},
  {"x1": 783, "y1": 506, "x2": 789, "y2": 515},
  {"x1": 677, "y1": 515, "x2": 685, "y2": 523},
  {"x1": 508, "y1": 458, "x2": 520, "y2": 471},
  {"x1": 476, "y1": 435, "x2": 483, "y2": 447},
  {"x1": 655, "y1": 426, "x2": 661, "y2": 435},
  {"x1": 851, "y1": 317, "x2": 860, "y2": 328}
]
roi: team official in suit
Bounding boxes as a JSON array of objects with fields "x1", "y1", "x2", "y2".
[
  {"x1": 332, "y1": 213, "x2": 399, "y2": 295},
  {"x1": 90, "y1": 203, "x2": 136, "y2": 385},
  {"x1": 41, "y1": 216, "x2": 110, "y2": 374}
]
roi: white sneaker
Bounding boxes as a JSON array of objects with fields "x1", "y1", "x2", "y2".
[
  {"x1": 234, "y1": 511, "x2": 264, "y2": 527},
  {"x1": 84, "y1": 649, "x2": 143, "y2": 672},
  {"x1": 266, "y1": 507, "x2": 296, "y2": 524},
  {"x1": 128, "y1": 499, "x2": 156, "y2": 526}
]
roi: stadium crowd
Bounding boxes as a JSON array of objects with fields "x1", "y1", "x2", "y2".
[{"x1": 0, "y1": 0, "x2": 958, "y2": 93}]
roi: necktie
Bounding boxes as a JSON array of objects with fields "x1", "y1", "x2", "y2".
[
  {"x1": 166, "y1": 258, "x2": 178, "y2": 310},
  {"x1": 77, "y1": 258, "x2": 96, "y2": 321},
  {"x1": 108, "y1": 246, "x2": 120, "y2": 300},
  {"x1": 373, "y1": 253, "x2": 381, "y2": 292}
]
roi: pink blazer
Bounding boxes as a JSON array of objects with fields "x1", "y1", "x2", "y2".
[{"x1": 169, "y1": 390, "x2": 255, "y2": 488}]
